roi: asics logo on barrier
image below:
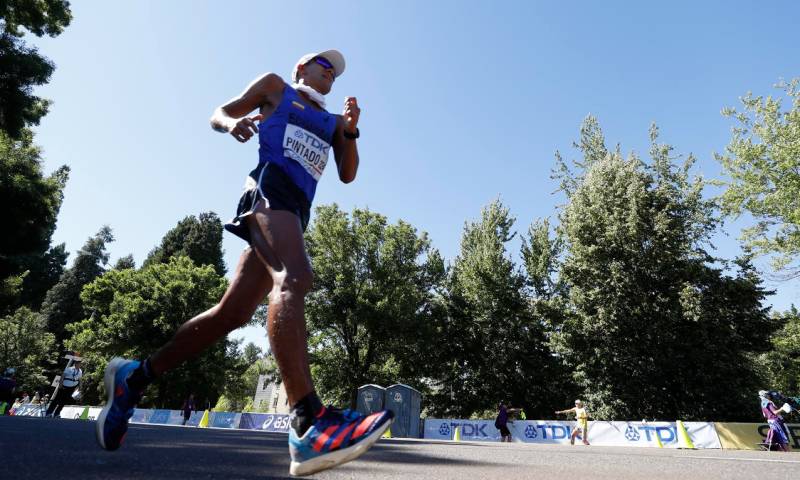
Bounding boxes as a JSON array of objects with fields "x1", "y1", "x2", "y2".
[
  {"x1": 439, "y1": 423, "x2": 451, "y2": 436},
  {"x1": 524, "y1": 425, "x2": 538, "y2": 439},
  {"x1": 625, "y1": 425, "x2": 641, "y2": 441}
]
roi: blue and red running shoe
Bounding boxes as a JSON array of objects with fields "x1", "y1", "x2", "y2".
[
  {"x1": 288, "y1": 406, "x2": 394, "y2": 476},
  {"x1": 95, "y1": 358, "x2": 142, "y2": 451}
]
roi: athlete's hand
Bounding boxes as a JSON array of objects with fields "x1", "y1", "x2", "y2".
[
  {"x1": 230, "y1": 114, "x2": 263, "y2": 143},
  {"x1": 343, "y1": 97, "x2": 360, "y2": 134}
]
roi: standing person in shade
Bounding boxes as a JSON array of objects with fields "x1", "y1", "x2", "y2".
[
  {"x1": 94, "y1": 49, "x2": 393, "y2": 476},
  {"x1": 181, "y1": 393, "x2": 195, "y2": 426},
  {"x1": 495, "y1": 401, "x2": 521, "y2": 442},
  {"x1": 556, "y1": 399, "x2": 590, "y2": 445},
  {"x1": 46, "y1": 360, "x2": 83, "y2": 418},
  {"x1": 0, "y1": 368, "x2": 16, "y2": 415},
  {"x1": 759, "y1": 390, "x2": 790, "y2": 452}
]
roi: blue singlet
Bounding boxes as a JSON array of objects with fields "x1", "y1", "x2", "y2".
[{"x1": 257, "y1": 84, "x2": 337, "y2": 204}]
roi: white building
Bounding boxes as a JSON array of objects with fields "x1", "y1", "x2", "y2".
[{"x1": 253, "y1": 375, "x2": 291, "y2": 414}]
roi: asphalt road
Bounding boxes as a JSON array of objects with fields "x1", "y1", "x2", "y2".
[{"x1": 2, "y1": 416, "x2": 799, "y2": 479}]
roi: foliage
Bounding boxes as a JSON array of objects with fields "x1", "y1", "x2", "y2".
[
  {"x1": 521, "y1": 217, "x2": 564, "y2": 300},
  {"x1": 0, "y1": 0, "x2": 73, "y2": 37},
  {"x1": 216, "y1": 343, "x2": 272, "y2": 412},
  {"x1": 0, "y1": 0, "x2": 72, "y2": 138},
  {"x1": 13, "y1": 243, "x2": 68, "y2": 310},
  {"x1": 0, "y1": 306, "x2": 56, "y2": 394},
  {"x1": 143, "y1": 212, "x2": 226, "y2": 276},
  {"x1": 113, "y1": 254, "x2": 136, "y2": 270},
  {"x1": 0, "y1": 129, "x2": 69, "y2": 313},
  {"x1": 40, "y1": 226, "x2": 114, "y2": 348},
  {"x1": 716, "y1": 79, "x2": 800, "y2": 277},
  {"x1": 554, "y1": 117, "x2": 778, "y2": 421},
  {"x1": 429, "y1": 200, "x2": 557, "y2": 418},
  {"x1": 304, "y1": 204, "x2": 445, "y2": 408},
  {"x1": 757, "y1": 307, "x2": 800, "y2": 396},
  {"x1": 65, "y1": 256, "x2": 230, "y2": 408}
]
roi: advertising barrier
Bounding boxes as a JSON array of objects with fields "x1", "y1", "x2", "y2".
[
  {"x1": 210, "y1": 412, "x2": 241, "y2": 429},
  {"x1": 715, "y1": 422, "x2": 799, "y2": 451},
  {"x1": 32, "y1": 403, "x2": 800, "y2": 452},
  {"x1": 424, "y1": 419, "x2": 721, "y2": 448},
  {"x1": 12, "y1": 404, "x2": 46, "y2": 417},
  {"x1": 238, "y1": 413, "x2": 292, "y2": 433}
]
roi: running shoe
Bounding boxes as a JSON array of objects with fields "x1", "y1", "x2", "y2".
[
  {"x1": 288, "y1": 406, "x2": 394, "y2": 476},
  {"x1": 95, "y1": 358, "x2": 142, "y2": 451}
]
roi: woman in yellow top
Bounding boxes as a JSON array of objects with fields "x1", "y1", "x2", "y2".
[{"x1": 555, "y1": 399, "x2": 590, "y2": 445}]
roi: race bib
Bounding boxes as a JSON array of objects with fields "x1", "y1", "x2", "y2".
[{"x1": 283, "y1": 123, "x2": 331, "y2": 181}]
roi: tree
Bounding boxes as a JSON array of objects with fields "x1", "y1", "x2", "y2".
[
  {"x1": 554, "y1": 117, "x2": 778, "y2": 420},
  {"x1": 304, "y1": 204, "x2": 445, "y2": 408},
  {"x1": 0, "y1": 0, "x2": 72, "y2": 138},
  {"x1": 66, "y1": 256, "x2": 231, "y2": 407},
  {"x1": 716, "y1": 78, "x2": 800, "y2": 278},
  {"x1": 757, "y1": 307, "x2": 800, "y2": 395},
  {"x1": 14, "y1": 243, "x2": 68, "y2": 310},
  {"x1": 0, "y1": 307, "x2": 56, "y2": 394},
  {"x1": 429, "y1": 200, "x2": 556, "y2": 418},
  {"x1": 521, "y1": 217, "x2": 564, "y2": 301},
  {"x1": 215, "y1": 343, "x2": 273, "y2": 412},
  {"x1": 113, "y1": 254, "x2": 136, "y2": 270},
  {"x1": 0, "y1": 129, "x2": 69, "y2": 313},
  {"x1": 41, "y1": 226, "x2": 114, "y2": 348},
  {"x1": 143, "y1": 212, "x2": 226, "y2": 276}
]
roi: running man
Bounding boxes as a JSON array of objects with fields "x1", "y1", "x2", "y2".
[
  {"x1": 556, "y1": 399, "x2": 590, "y2": 445},
  {"x1": 95, "y1": 50, "x2": 394, "y2": 476}
]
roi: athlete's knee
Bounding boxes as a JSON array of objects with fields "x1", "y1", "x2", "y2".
[{"x1": 276, "y1": 268, "x2": 314, "y2": 297}]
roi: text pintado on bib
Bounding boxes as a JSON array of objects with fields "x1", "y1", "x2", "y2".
[{"x1": 283, "y1": 123, "x2": 330, "y2": 181}]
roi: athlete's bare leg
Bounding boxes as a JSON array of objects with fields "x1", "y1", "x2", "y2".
[
  {"x1": 149, "y1": 247, "x2": 272, "y2": 374},
  {"x1": 245, "y1": 203, "x2": 314, "y2": 406}
]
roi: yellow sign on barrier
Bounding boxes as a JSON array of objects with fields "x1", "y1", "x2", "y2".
[{"x1": 714, "y1": 422, "x2": 799, "y2": 451}]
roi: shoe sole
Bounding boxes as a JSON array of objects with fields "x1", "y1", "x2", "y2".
[
  {"x1": 95, "y1": 357, "x2": 127, "y2": 450},
  {"x1": 289, "y1": 417, "x2": 394, "y2": 476}
]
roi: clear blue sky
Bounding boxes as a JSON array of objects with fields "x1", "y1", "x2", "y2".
[{"x1": 30, "y1": 1, "x2": 800, "y2": 349}]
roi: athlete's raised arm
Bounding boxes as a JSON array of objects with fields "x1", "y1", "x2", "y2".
[
  {"x1": 332, "y1": 96, "x2": 360, "y2": 183},
  {"x1": 210, "y1": 72, "x2": 284, "y2": 143}
]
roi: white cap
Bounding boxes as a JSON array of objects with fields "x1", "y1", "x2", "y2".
[{"x1": 292, "y1": 50, "x2": 346, "y2": 83}]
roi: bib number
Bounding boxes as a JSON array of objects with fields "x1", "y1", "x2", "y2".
[{"x1": 283, "y1": 124, "x2": 330, "y2": 181}]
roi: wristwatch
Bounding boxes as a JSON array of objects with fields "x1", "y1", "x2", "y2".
[{"x1": 343, "y1": 128, "x2": 360, "y2": 140}]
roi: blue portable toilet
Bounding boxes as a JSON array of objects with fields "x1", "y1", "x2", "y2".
[
  {"x1": 356, "y1": 384, "x2": 385, "y2": 415},
  {"x1": 384, "y1": 384, "x2": 422, "y2": 438}
]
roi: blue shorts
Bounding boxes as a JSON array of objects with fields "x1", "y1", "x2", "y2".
[{"x1": 224, "y1": 162, "x2": 311, "y2": 243}]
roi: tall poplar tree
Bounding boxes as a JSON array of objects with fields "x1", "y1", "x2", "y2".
[{"x1": 554, "y1": 117, "x2": 777, "y2": 420}]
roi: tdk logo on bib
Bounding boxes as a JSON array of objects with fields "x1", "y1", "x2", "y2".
[{"x1": 283, "y1": 123, "x2": 330, "y2": 181}]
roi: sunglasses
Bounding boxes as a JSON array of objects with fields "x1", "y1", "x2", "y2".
[{"x1": 312, "y1": 56, "x2": 334, "y2": 70}]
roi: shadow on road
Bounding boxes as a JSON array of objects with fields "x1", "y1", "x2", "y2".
[{"x1": 1, "y1": 416, "x2": 499, "y2": 479}]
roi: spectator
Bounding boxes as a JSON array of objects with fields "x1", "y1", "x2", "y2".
[
  {"x1": 556, "y1": 399, "x2": 591, "y2": 445},
  {"x1": 182, "y1": 393, "x2": 196, "y2": 425},
  {"x1": 0, "y1": 368, "x2": 16, "y2": 415},
  {"x1": 10, "y1": 397, "x2": 23, "y2": 415},
  {"x1": 759, "y1": 390, "x2": 790, "y2": 452},
  {"x1": 495, "y1": 401, "x2": 521, "y2": 442},
  {"x1": 46, "y1": 360, "x2": 83, "y2": 418}
]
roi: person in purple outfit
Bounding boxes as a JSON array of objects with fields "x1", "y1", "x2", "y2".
[{"x1": 759, "y1": 390, "x2": 790, "y2": 452}]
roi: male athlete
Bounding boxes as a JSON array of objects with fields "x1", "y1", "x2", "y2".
[{"x1": 95, "y1": 50, "x2": 393, "y2": 476}]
